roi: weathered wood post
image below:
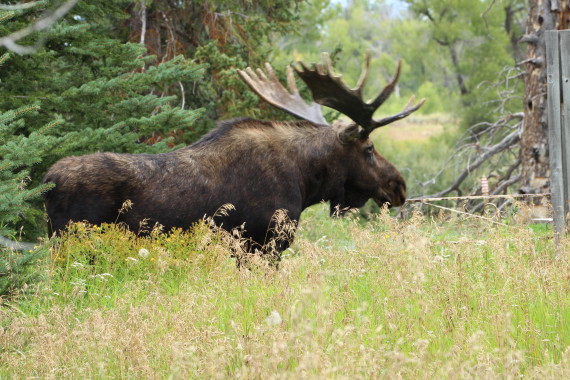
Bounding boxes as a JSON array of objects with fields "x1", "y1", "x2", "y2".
[{"x1": 546, "y1": 30, "x2": 570, "y2": 239}]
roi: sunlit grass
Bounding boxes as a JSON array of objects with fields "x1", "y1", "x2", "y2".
[
  {"x1": 379, "y1": 113, "x2": 456, "y2": 142},
  {"x1": 1, "y1": 204, "x2": 569, "y2": 378}
]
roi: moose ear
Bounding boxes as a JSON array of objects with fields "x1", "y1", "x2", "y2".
[{"x1": 337, "y1": 122, "x2": 363, "y2": 144}]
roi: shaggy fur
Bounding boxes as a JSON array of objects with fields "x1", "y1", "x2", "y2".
[{"x1": 43, "y1": 118, "x2": 406, "y2": 253}]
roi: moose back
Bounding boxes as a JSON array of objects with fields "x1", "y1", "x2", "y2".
[{"x1": 43, "y1": 53, "x2": 424, "y2": 255}]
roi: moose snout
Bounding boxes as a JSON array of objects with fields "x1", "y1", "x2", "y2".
[
  {"x1": 392, "y1": 186, "x2": 406, "y2": 207},
  {"x1": 388, "y1": 180, "x2": 406, "y2": 207}
]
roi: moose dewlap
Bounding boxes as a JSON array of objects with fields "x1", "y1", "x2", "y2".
[{"x1": 43, "y1": 52, "x2": 423, "y2": 256}]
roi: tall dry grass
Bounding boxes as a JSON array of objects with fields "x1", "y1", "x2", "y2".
[{"x1": 1, "y1": 204, "x2": 569, "y2": 379}]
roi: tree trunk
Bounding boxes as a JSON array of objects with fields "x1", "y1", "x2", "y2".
[
  {"x1": 519, "y1": 0, "x2": 570, "y2": 208},
  {"x1": 448, "y1": 44, "x2": 469, "y2": 97}
]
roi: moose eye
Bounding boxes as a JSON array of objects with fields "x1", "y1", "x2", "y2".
[{"x1": 365, "y1": 145, "x2": 374, "y2": 156}]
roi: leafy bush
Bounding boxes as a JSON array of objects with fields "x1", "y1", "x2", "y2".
[{"x1": 45, "y1": 222, "x2": 232, "y2": 308}]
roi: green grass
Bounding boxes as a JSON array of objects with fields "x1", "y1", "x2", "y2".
[{"x1": 1, "y1": 204, "x2": 569, "y2": 378}]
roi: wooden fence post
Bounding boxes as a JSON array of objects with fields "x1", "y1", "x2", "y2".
[
  {"x1": 546, "y1": 31, "x2": 564, "y2": 238},
  {"x1": 546, "y1": 30, "x2": 570, "y2": 240},
  {"x1": 562, "y1": 31, "x2": 570, "y2": 213}
]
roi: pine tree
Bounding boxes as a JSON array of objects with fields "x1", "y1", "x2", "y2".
[
  {"x1": 0, "y1": 10, "x2": 64, "y2": 241},
  {"x1": 125, "y1": 0, "x2": 303, "y2": 137},
  {"x1": 0, "y1": 1, "x2": 205, "y2": 238},
  {"x1": 0, "y1": 51, "x2": 57, "y2": 299},
  {"x1": 0, "y1": 98, "x2": 59, "y2": 239}
]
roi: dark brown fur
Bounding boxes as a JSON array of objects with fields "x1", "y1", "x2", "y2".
[{"x1": 43, "y1": 118, "x2": 406, "y2": 255}]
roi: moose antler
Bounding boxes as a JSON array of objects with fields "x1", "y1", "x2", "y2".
[
  {"x1": 294, "y1": 52, "x2": 425, "y2": 137},
  {"x1": 237, "y1": 63, "x2": 328, "y2": 126}
]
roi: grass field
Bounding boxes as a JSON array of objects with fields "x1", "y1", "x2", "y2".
[
  {"x1": 1, "y1": 203, "x2": 569, "y2": 379},
  {"x1": 379, "y1": 113, "x2": 453, "y2": 142}
]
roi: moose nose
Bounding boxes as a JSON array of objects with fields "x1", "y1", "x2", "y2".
[
  {"x1": 395, "y1": 189, "x2": 406, "y2": 206},
  {"x1": 391, "y1": 181, "x2": 406, "y2": 207}
]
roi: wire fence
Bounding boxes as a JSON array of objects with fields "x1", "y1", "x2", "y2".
[
  {"x1": 402, "y1": 193, "x2": 552, "y2": 226},
  {"x1": 406, "y1": 193, "x2": 550, "y2": 203}
]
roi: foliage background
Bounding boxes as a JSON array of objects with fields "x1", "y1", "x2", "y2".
[
  {"x1": 1, "y1": 0, "x2": 527, "y2": 238},
  {"x1": 2, "y1": 2, "x2": 569, "y2": 377}
]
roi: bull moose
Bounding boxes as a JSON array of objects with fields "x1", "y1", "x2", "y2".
[{"x1": 43, "y1": 53, "x2": 424, "y2": 258}]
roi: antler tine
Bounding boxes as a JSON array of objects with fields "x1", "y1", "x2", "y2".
[
  {"x1": 321, "y1": 53, "x2": 334, "y2": 76},
  {"x1": 237, "y1": 64, "x2": 328, "y2": 126},
  {"x1": 369, "y1": 60, "x2": 401, "y2": 110},
  {"x1": 372, "y1": 95, "x2": 426, "y2": 129},
  {"x1": 294, "y1": 57, "x2": 371, "y2": 127},
  {"x1": 294, "y1": 52, "x2": 425, "y2": 136},
  {"x1": 320, "y1": 51, "x2": 370, "y2": 97},
  {"x1": 354, "y1": 51, "x2": 371, "y2": 95},
  {"x1": 285, "y1": 65, "x2": 299, "y2": 95}
]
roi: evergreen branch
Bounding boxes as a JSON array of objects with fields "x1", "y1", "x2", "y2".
[
  {"x1": 22, "y1": 182, "x2": 54, "y2": 200},
  {"x1": 14, "y1": 105, "x2": 40, "y2": 116},
  {"x1": 0, "y1": 12, "x2": 14, "y2": 24},
  {"x1": 0, "y1": 53, "x2": 9, "y2": 66},
  {"x1": 36, "y1": 119, "x2": 62, "y2": 135},
  {"x1": 0, "y1": 162, "x2": 11, "y2": 171},
  {"x1": 0, "y1": 105, "x2": 40, "y2": 123}
]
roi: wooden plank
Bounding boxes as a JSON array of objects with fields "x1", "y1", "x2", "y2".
[
  {"x1": 545, "y1": 31, "x2": 565, "y2": 238},
  {"x1": 560, "y1": 30, "x2": 570, "y2": 229}
]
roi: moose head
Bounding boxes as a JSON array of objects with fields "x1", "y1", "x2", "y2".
[{"x1": 238, "y1": 52, "x2": 425, "y2": 213}]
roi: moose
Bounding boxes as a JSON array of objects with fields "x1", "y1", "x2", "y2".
[{"x1": 42, "y1": 52, "x2": 424, "y2": 258}]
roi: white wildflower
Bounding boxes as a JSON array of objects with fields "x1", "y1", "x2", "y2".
[{"x1": 264, "y1": 310, "x2": 282, "y2": 326}]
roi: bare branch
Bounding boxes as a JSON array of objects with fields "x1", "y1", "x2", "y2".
[
  {"x1": 409, "y1": 60, "x2": 526, "y2": 214},
  {"x1": 0, "y1": 0, "x2": 79, "y2": 54},
  {"x1": 480, "y1": 0, "x2": 497, "y2": 29},
  {"x1": 468, "y1": 159, "x2": 521, "y2": 213},
  {"x1": 0, "y1": 236, "x2": 36, "y2": 251},
  {"x1": 516, "y1": 57, "x2": 544, "y2": 67},
  {"x1": 139, "y1": 2, "x2": 147, "y2": 45},
  {"x1": 520, "y1": 33, "x2": 539, "y2": 44},
  {"x1": 0, "y1": 2, "x2": 43, "y2": 11},
  {"x1": 421, "y1": 129, "x2": 521, "y2": 199},
  {"x1": 178, "y1": 81, "x2": 185, "y2": 110},
  {"x1": 491, "y1": 172, "x2": 522, "y2": 196}
]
